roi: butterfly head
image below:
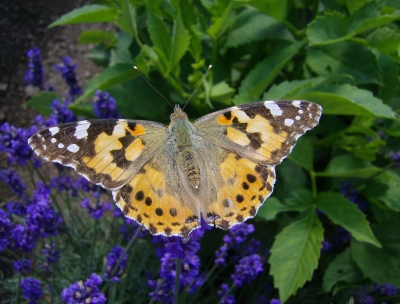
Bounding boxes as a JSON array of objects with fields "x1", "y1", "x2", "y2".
[{"x1": 170, "y1": 104, "x2": 188, "y2": 121}]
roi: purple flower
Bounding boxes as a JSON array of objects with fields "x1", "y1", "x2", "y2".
[
  {"x1": 61, "y1": 273, "x2": 106, "y2": 304},
  {"x1": 333, "y1": 226, "x2": 351, "y2": 244},
  {"x1": 49, "y1": 99, "x2": 76, "y2": 124},
  {"x1": 218, "y1": 283, "x2": 235, "y2": 304},
  {"x1": 26, "y1": 197, "x2": 63, "y2": 238},
  {"x1": 372, "y1": 283, "x2": 398, "y2": 296},
  {"x1": 55, "y1": 57, "x2": 82, "y2": 100},
  {"x1": 40, "y1": 243, "x2": 60, "y2": 271},
  {"x1": 13, "y1": 259, "x2": 32, "y2": 274},
  {"x1": 0, "y1": 209, "x2": 12, "y2": 251},
  {"x1": 0, "y1": 123, "x2": 38, "y2": 166},
  {"x1": 5, "y1": 201, "x2": 27, "y2": 216},
  {"x1": 341, "y1": 182, "x2": 368, "y2": 212},
  {"x1": 321, "y1": 240, "x2": 332, "y2": 252},
  {"x1": 76, "y1": 176, "x2": 97, "y2": 192},
  {"x1": 0, "y1": 168, "x2": 26, "y2": 198},
  {"x1": 20, "y1": 277, "x2": 42, "y2": 304},
  {"x1": 270, "y1": 300, "x2": 281, "y2": 304},
  {"x1": 215, "y1": 223, "x2": 256, "y2": 266},
  {"x1": 24, "y1": 47, "x2": 44, "y2": 89},
  {"x1": 393, "y1": 153, "x2": 400, "y2": 170},
  {"x1": 231, "y1": 254, "x2": 263, "y2": 287},
  {"x1": 93, "y1": 90, "x2": 120, "y2": 119},
  {"x1": 81, "y1": 198, "x2": 112, "y2": 220},
  {"x1": 104, "y1": 245, "x2": 128, "y2": 282},
  {"x1": 354, "y1": 286, "x2": 375, "y2": 304},
  {"x1": 12, "y1": 224, "x2": 38, "y2": 252},
  {"x1": 51, "y1": 176, "x2": 78, "y2": 196},
  {"x1": 148, "y1": 224, "x2": 206, "y2": 302}
]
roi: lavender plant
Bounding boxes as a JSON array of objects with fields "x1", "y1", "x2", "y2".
[{"x1": 2, "y1": 0, "x2": 400, "y2": 303}]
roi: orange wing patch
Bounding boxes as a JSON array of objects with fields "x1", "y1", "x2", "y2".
[
  {"x1": 203, "y1": 152, "x2": 276, "y2": 230},
  {"x1": 113, "y1": 161, "x2": 201, "y2": 237}
]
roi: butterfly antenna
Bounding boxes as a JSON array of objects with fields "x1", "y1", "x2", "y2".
[
  {"x1": 133, "y1": 66, "x2": 174, "y2": 109},
  {"x1": 182, "y1": 65, "x2": 212, "y2": 110}
]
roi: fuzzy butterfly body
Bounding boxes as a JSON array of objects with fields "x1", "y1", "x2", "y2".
[{"x1": 29, "y1": 100, "x2": 322, "y2": 237}]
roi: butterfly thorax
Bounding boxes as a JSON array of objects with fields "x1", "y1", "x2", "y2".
[{"x1": 169, "y1": 105, "x2": 201, "y2": 189}]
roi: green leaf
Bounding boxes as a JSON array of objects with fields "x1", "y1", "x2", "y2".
[
  {"x1": 269, "y1": 212, "x2": 323, "y2": 303},
  {"x1": 316, "y1": 154, "x2": 381, "y2": 178},
  {"x1": 307, "y1": 11, "x2": 351, "y2": 46},
  {"x1": 377, "y1": 53, "x2": 399, "y2": 104},
  {"x1": 257, "y1": 197, "x2": 289, "y2": 220},
  {"x1": 75, "y1": 64, "x2": 137, "y2": 103},
  {"x1": 351, "y1": 222, "x2": 400, "y2": 285},
  {"x1": 363, "y1": 171, "x2": 400, "y2": 212},
  {"x1": 207, "y1": 0, "x2": 233, "y2": 40},
  {"x1": 49, "y1": 5, "x2": 118, "y2": 27},
  {"x1": 239, "y1": 40, "x2": 304, "y2": 97},
  {"x1": 25, "y1": 92, "x2": 60, "y2": 115},
  {"x1": 297, "y1": 84, "x2": 397, "y2": 119},
  {"x1": 146, "y1": 5, "x2": 171, "y2": 69},
  {"x1": 115, "y1": 0, "x2": 138, "y2": 37},
  {"x1": 169, "y1": 8, "x2": 190, "y2": 70},
  {"x1": 316, "y1": 192, "x2": 381, "y2": 247},
  {"x1": 306, "y1": 42, "x2": 379, "y2": 84},
  {"x1": 248, "y1": 0, "x2": 287, "y2": 21},
  {"x1": 109, "y1": 30, "x2": 134, "y2": 65},
  {"x1": 68, "y1": 103, "x2": 96, "y2": 118},
  {"x1": 288, "y1": 137, "x2": 314, "y2": 171},
  {"x1": 348, "y1": 1, "x2": 400, "y2": 33},
  {"x1": 206, "y1": 81, "x2": 235, "y2": 104},
  {"x1": 367, "y1": 27, "x2": 400, "y2": 63},
  {"x1": 322, "y1": 248, "x2": 363, "y2": 291},
  {"x1": 224, "y1": 8, "x2": 293, "y2": 50},
  {"x1": 78, "y1": 30, "x2": 117, "y2": 45},
  {"x1": 284, "y1": 190, "x2": 315, "y2": 212},
  {"x1": 232, "y1": 92, "x2": 259, "y2": 105}
]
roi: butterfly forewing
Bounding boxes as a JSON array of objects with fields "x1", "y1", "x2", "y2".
[{"x1": 29, "y1": 119, "x2": 167, "y2": 190}]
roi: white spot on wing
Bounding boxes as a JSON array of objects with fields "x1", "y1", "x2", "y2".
[
  {"x1": 292, "y1": 100, "x2": 301, "y2": 107},
  {"x1": 295, "y1": 116, "x2": 300, "y2": 120},
  {"x1": 49, "y1": 127, "x2": 59, "y2": 136},
  {"x1": 299, "y1": 110, "x2": 303, "y2": 114},
  {"x1": 58, "y1": 143, "x2": 64, "y2": 148},
  {"x1": 264, "y1": 101, "x2": 283, "y2": 116},
  {"x1": 75, "y1": 121, "x2": 90, "y2": 139},
  {"x1": 51, "y1": 138, "x2": 57, "y2": 143},
  {"x1": 284, "y1": 118, "x2": 294, "y2": 126},
  {"x1": 67, "y1": 144, "x2": 79, "y2": 153}
]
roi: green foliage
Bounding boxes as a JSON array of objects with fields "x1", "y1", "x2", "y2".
[{"x1": 26, "y1": 0, "x2": 400, "y2": 302}]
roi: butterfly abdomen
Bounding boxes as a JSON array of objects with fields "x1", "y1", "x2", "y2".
[{"x1": 180, "y1": 149, "x2": 200, "y2": 188}]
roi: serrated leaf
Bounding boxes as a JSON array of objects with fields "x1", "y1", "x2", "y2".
[
  {"x1": 367, "y1": 27, "x2": 400, "y2": 63},
  {"x1": 25, "y1": 92, "x2": 60, "y2": 115},
  {"x1": 115, "y1": 0, "x2": 137, "y2": 37},
  {"x1": 269, "y1": 212, "x2": 323, "y2": 303},
  {"x1": 207, "y1": 0, "x2": 233, "y2": 40},
  {"x1": 257, "y1": 197, "x2": 290, "y2": 221},
  {"x1": 307, "y1": 11, "x2": 351, "y2": 46},
  {"x1": 297, "y1": 84, "x2": 397, "y2": 119},
  {"x1": 306, "y1": 42, "x2": 379, "y2": 84},
  {"x1": 169, "y1": 8, "x2": 190, "y2": 70},
  {"x1": 348, "y1": 1, "x2": 400, "y2": 33},
  {"x1": 146, "y1": 5, "x2": 171, "y2": 65},
  {"x1": 351, "y1": 222, "x2": 400, "y2": 285},
  {"x1": 49, "y1": 5, "x2": 118, "y2": 27},
  {"x1": 75, "y1": 64, "x2": 137, "y2": 104},
  {"x1": 224, "y1": 8, "x2": 293, "y2": 50},
  {"x1": 288, "y1": 137, "x2": 314, "y2": 171},
  {"x1": 316, "y1": 192, "x2": 381, "y2": 247},
  {"x1": 363, "y1": 171, "x2": 400, "y2": 212},
  {"x1": 322, "y1": 248, "x2": 363, "y2": 291},
  {"x1": 316, "y1": 154, "x2": 381, "y2": 178},
  {"x1": 239, "y1": 40, "x2": 304, "y2": 97}
]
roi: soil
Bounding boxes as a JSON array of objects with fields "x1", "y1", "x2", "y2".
[
  {"x1": 0, "y1": 0, "x2": 109, "y2": 127},
  {"x1": 0, "y1": 0, "x2": 111, "y2": 198}
]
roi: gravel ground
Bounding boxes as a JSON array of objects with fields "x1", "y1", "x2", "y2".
[
  {"x1": 0, "y1": 0, "x2": 112, "y2": 198},
  {"x1": 0, "y1": 0, "x2": 108, "y2": 127}
]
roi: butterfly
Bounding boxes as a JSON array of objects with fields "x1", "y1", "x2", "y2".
[{"x1": 29, "y1": 100, "x2": 322, "y2": 237}]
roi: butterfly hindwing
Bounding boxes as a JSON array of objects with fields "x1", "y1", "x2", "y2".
[{"x1": 29, "y1": 119, "x2": 167, "y2": 190}]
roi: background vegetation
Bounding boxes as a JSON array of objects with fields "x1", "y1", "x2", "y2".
[{"x1": 1, "y1": 0, "x2": 400, "y2": 303}]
